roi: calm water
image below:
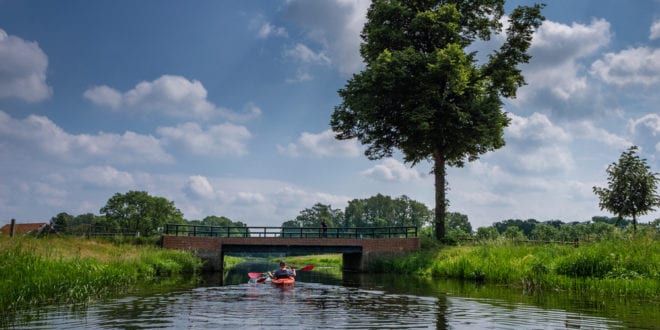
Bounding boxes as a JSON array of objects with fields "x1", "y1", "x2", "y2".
[{"x1": 4, "y1": 263, "x2": 658, "y2": 329}]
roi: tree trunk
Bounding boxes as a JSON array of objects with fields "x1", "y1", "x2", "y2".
[{"x1": 434, "y1": 151, "x2": 446, "y2": 240}]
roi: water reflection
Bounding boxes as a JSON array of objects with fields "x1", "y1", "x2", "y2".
[{"x1": 3, "y1": 263, "x2": 656, "y2": 329}]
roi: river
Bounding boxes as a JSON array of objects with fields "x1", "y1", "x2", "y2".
[{"x1": 4, "y1": 262, "x2": 658, "y2": 329}]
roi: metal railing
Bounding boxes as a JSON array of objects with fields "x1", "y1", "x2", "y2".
[{"x1": 164, "y1": 224, "x2": 418, "y2": 239}]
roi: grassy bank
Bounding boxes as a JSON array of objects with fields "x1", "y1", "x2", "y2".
[
  {"x1": 0, "y1": 236, "x2": 202, "y2": 313},
  {"x1": 371, "y1": 234, "x2": 659, "y2": 298}
]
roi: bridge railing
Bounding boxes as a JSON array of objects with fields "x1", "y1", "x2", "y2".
[{"x1": 164, "y1": 224, "x2": 418, "y2": 239}]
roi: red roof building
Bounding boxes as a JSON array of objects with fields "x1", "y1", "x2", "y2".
[{"x1": 0, "y1": 222, "x2": 48, "y2": 236}]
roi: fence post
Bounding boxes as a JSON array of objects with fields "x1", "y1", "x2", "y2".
[{"x1": 9, "y1": 218, "x2": 15, "y2": 238}]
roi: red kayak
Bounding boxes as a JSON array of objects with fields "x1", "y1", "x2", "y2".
[{"x1": 271, "y1": 277, "x2": 295, "y2": 285}]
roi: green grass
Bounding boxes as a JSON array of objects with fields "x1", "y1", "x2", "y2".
[
  {"x1": 0, "y1": 236, "x2": 202, "y2": 313},
  {"x1": 370, "y1": 234, "x2": 660, "y2": 298}
]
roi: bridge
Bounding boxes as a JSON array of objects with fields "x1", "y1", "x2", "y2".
[{"x1": 161, "y1": 224, "x2": 420, "y2": 272}]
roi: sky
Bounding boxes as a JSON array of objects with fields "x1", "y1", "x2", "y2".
[{"x1": 1, "y1": 0, "x2": 659, "y2": 229}]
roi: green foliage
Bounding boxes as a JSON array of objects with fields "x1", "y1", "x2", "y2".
[
  {"x1": 593, "y1": 146, "x2": 660, "y2": 230},
  {"x1": 370, "y1": 234, "x2": 660, "y2": 297},
  {"x1": 100, "y1": 191, "x2": 184, "y2": 236},
  {"x1": 343, "y1": 194, "x2": 433, "y2": 228},
  {"x1": 475, "y1": 226, "x2": 499, "y2": 240},
  {"x1": 0, "y1": 237, "x2": 201, "y2": 313},
  {"x1": 331, "y1": 0, "x2": 544, "y2": 240},
  {"x1": 445, "y1": 212, "x2": 472, "y2": 233}
]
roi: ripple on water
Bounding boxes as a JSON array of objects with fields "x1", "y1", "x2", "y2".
[{"x1": 7, "y1": 282, "x2": 627, "y2": 329}]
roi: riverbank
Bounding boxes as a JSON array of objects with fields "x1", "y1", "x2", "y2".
[
  {"x1": 371, "y1": 233, "x2": 660, "y2": 298},
  {"x1": 0, "y1": 236, "x2": 203, "y2": 314}
]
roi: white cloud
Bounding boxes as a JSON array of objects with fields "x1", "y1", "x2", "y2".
[
  {"x1": 507, "y1": 112, "x2": 571, "y2": 144},
  {"x1": 361, "y1": 158, "x2": 422, "y2": 182},
  {"x1": 185, "y1": 175, "x2": 216, "y2": 200},
  {"x1": 80, "y1": 166, "x2": 134, "y2": 188},
  {"x1": 650, "y1": 20, "x2": 660, "y2": 40},
  {"x1": 591, "y1": 47, "x2": 660, "y2": 86},
  {"x1": 157, "y1": 122, "x2": 251, "y2": 157},
  {"x1": 258, "y1": 22, "x2": 287, "y2": 39},
  {"x1": 277, "y1": 129, "x2": 360, "y2": 158},
  {"x1": 0, "y1": 28, "x2": 52, "y2": 102},
  {"x1": 84, "y1": 75, "x2": 261, "y2": 122},
  {"x1": 627, "y1": 114, "x2": 660, "y2": 162},
  {"x1": 500, "y1": 113, "x2": 575, "y2": 173},
  {"x1": 284, "y1": 0, "x2": 368, "y2": 75},
  {"x1": 567, "y1": 121, "x2": 631, "y2": 150},
  {"x1": 83, "y1": 85, "x2": 122, "y2": 108},
  {"x1": 249, "y1": 14, "x2": 288, "y2": 39},
  {"x1": 284, "y1": 43, "x2": 331, "y2": 65},
  {"x1": 514, "y1": 19, "x2": 611, "y2": 116},
  {"x1": 285, "y1": 68, "x2": 313, "y2": 83},
  {"x1": 0, "y1": 111, "x2": 173, "y2": 165}
]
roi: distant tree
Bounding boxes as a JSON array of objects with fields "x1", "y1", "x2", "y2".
[
  {"x1": 330, "y1": 0, "x2": 544, "y2": 240},
  {"x1": 343, "y1": 194, "x2": 432, "y2": 228},
  {"x1": 593, "y1": 146, "x2": 660, "y2": 231},
  {"x1": 287, "y1": 203, "x2": 343, "y2": 228},
  {"x1": 475, "y1": 226, "x2": 499, "y2": 240},
  {"x1": 445, "y1": 212, "x2": 472, "y2": 234},
  {"x1": 530, "y1": 223, "x2": 559, "y2": 241},
  {"x1": 493, "y1": 219, "x2": 538, "y2": 237},
  {"x1": 591, "y1": 215, "x2": 632, "y2": 227},
  {"x1": 503, "y1": 226, "x2": 526, "y2": 241},
  {"x1": 50, "y1": 212, "x2": 74, "y2": 233},
  {"x1": 650, "y1": 218, "x2": 660, "y2": 233},
  {"x1": 558, "y1": 223, "x2": 588, "y2": 242},
  {"x1": 100, "y1": 191, "x2": 184, "y2": 236}
]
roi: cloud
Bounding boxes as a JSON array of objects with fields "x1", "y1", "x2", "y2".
[
  {"x1": 80, "y1": 166, "x2": 135, "y2": 188},
  {"x1": 284, "y1": 0, "x2": 368, "y2": 75},
  {"x1": 650, "y1": 20, "x2": 660, "y2": 40},
  {"x1": 567, "y1": 121, "x2": 631, "y2": 150},
  {"x1": 513, "y1": 19, "x2": 611, "y2": 117},
  {"x1": 82, "y1": 85, "x2": 122, "y2": 108},
  {"x1": 590, "y1": 47, "x2": 660, "y2": 86},
  {"x1": 499, "y1": 113, "x2": 575, "y2": 173},
  {"x1": 627, "y1": 113, "x2": 660, "y2": 163},
  {"x1": 277, "y1": 129, "x2": 360, "y2": 158},
  {"x1": 84, "y1": 75, "x2": 261, "y2": 121},
  {"x1": 361, "y1": 158, "x2": 422, "y2": 182},
  {"x1": 185, "y1": 175, "x2": 217, "y2": 200},
  {"x1": 157, "y1": 122, "x2": 251, "y2": 157},
  {"x1": 283, "y1": 43, "x2": 331, "y2": 65},
  {"x1": 285, "y1": 68, "x2": 313, "y2": 83},
  {"x1": 0, "y1": 28, "x2": 52, "y2": 102},
  {"x1": 0, "y1": 111, "x2": 173, "y2": 165}
]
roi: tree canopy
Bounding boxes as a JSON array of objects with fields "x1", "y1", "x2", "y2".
[
  {"x1": 331, "y1": 0, "x2": 544, "y2": 239},
  {"x1": 593, "y1": 146, "x2": 660, "y2": 230},
  {"x1": 99, "y1": 191, "x2": 184, "y2": 236}
]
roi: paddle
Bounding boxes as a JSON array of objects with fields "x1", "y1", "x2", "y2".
[{"x1": 248, "y1": 272, "x2": 264, "y2": 279}]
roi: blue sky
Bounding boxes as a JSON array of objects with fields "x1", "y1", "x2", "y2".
[{"x1": 1, "y1": 0, "x2": 659, "y2": 229}]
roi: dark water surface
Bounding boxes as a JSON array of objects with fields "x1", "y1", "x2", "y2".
[{"x1": 4, "y1": 263, "x2": 658, "y2": 329}]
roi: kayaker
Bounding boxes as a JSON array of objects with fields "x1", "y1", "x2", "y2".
[{"x1": 269, "y1": 261, "x2": 296, "y2": 279}]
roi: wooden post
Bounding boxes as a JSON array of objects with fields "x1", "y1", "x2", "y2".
[{"x1": 9, "y1": 218, "x2": 16, "y2": 238}]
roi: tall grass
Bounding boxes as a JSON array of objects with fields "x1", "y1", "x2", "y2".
[
  {"x1": 371, "y1": 234, "x2": 660, "y2": 298},
  {"x1": 0, "y1": 236, "x2": 202, "y2": 313}
]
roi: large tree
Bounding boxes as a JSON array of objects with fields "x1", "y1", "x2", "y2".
[
  {"x1": 343, "y1": 194, "x2": 433, "y2": 228},
  {"x1": 593, "y1": 146, "x2": 660, "y2": 231},
  {"x1": 100, "y1": 191, "x2": 184, "y2": 235},
  {"x1": 331, "y1": 0, "x2": 544, "y2": 239}
]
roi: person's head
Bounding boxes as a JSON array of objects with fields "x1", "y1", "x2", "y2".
[{"x1": 279, "y1": 261, "x2": 286, "y2": 268}]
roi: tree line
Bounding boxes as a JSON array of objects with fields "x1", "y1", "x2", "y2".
[{"x1": 47, "y1": 189, "x2": 660, "y2": 243}]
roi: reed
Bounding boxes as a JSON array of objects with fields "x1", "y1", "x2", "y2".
[
  {"x1": 0, "y1": 236, "x2": 202, "y2": 313},
  {"x1": 371, "y1": 235, "x2": 660, "y2": 298}
]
